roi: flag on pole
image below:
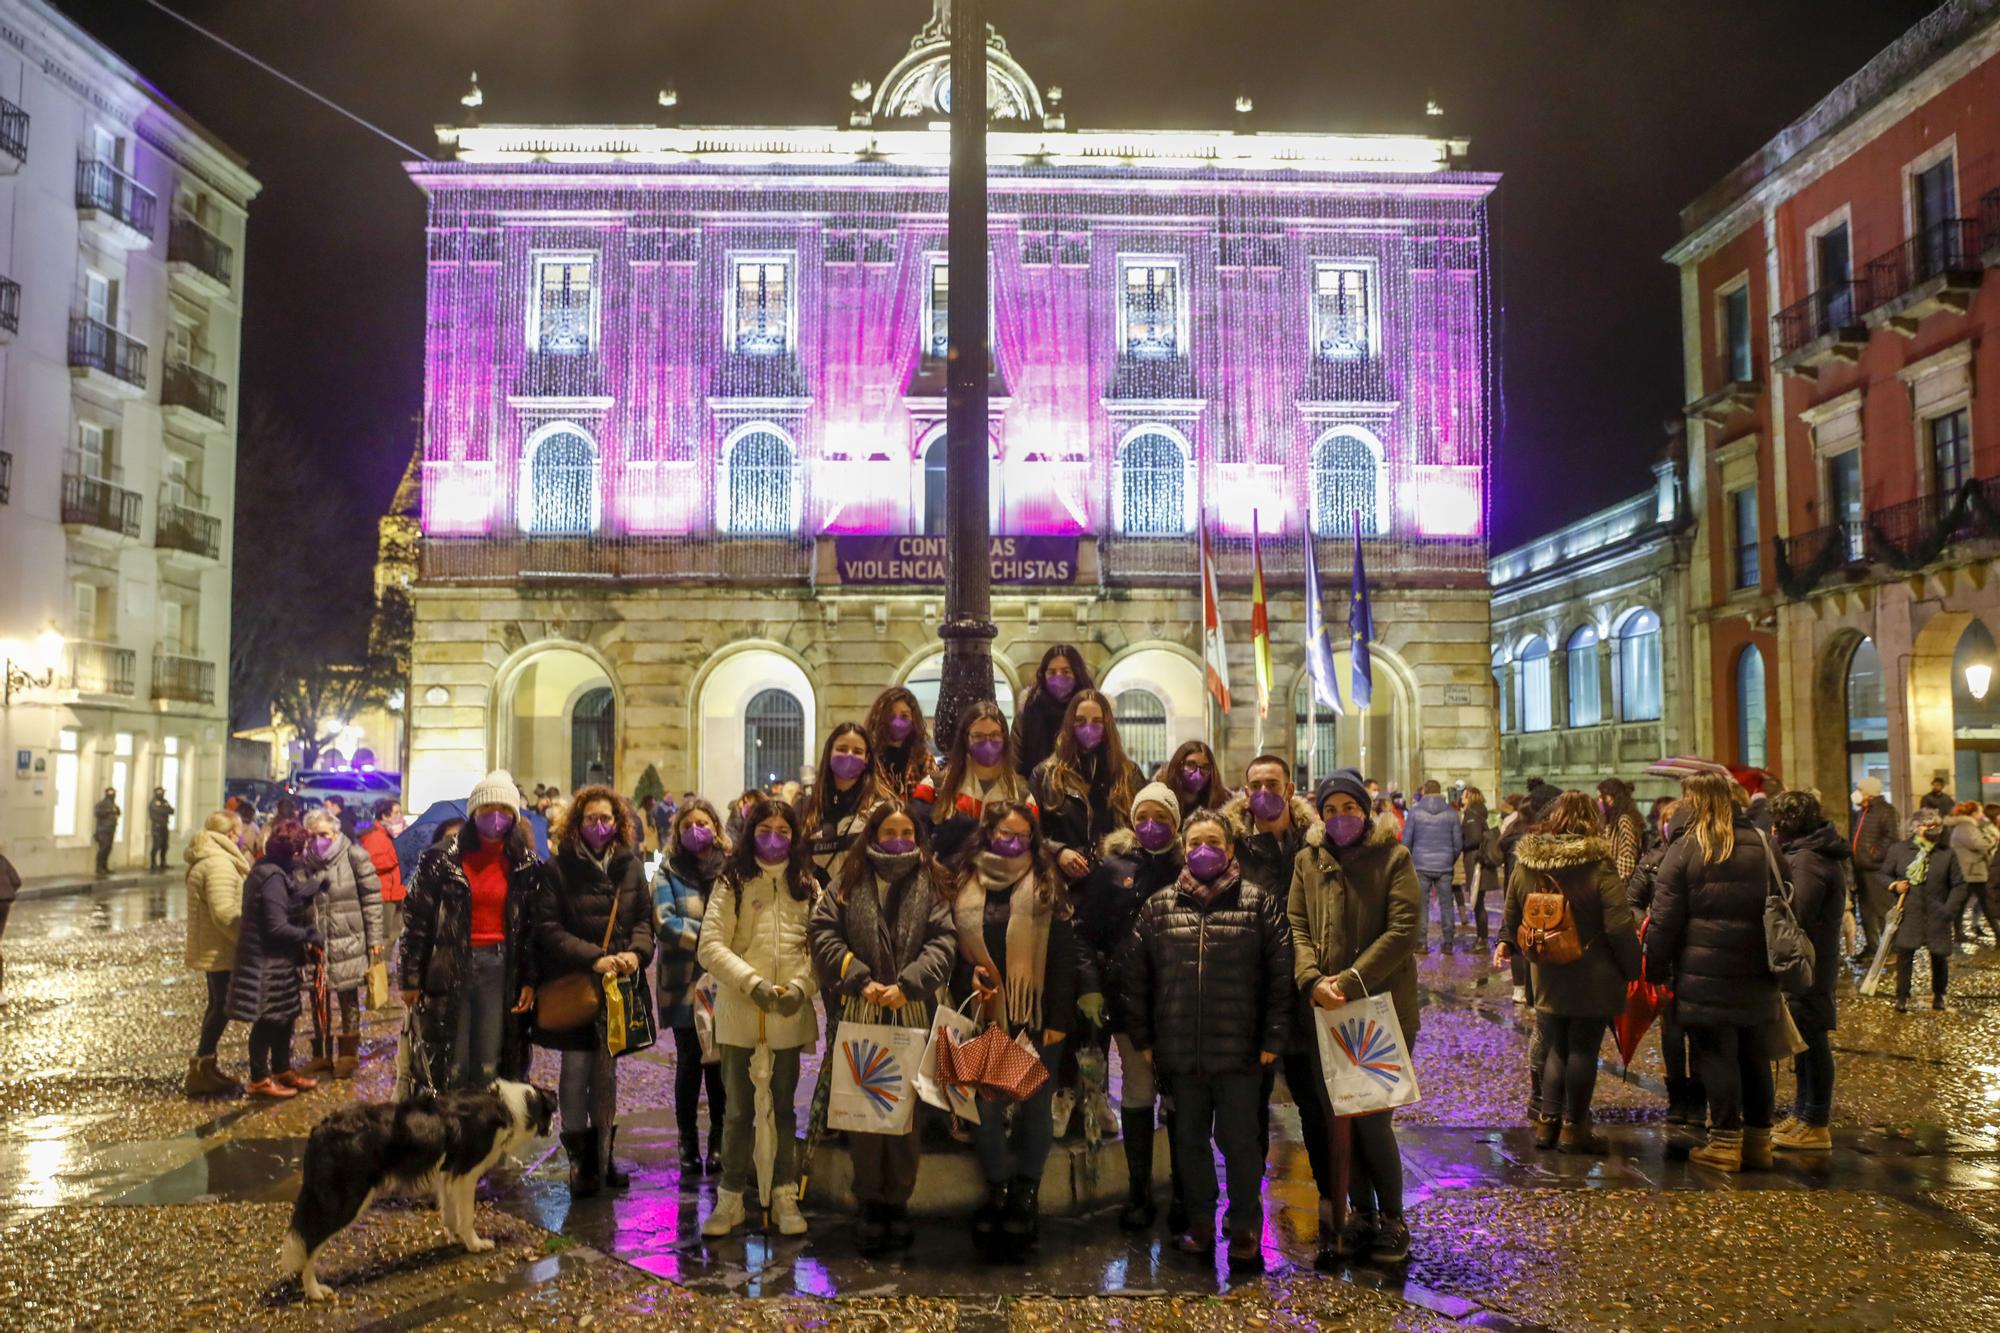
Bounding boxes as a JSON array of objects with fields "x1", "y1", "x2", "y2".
[
  {"x1": 1250, "y1": 514, "x2": 1273, "y2": 721},
  {"x1": 1200, "y1": 516, "x2": 1232, "y2": 713},
  {"x1": 1349, "y1": 511, "x2": 1375, "y2": 712},
  {"x1": 1303, "y1": 522, "x2": 1345, "y2": 715}
]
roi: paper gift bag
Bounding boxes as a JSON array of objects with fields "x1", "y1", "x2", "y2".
[
  {"x1": 915, "y1": 1004, "x2": 981, "y2": 1125},
  {"x1": 602, "y1": 969, "x2": 657, "y2": 1058},
  {"x1": 1314, "y1": 991, "x2": 1422, "y2": 1116},
  {"x1": 692, "y1": 973, "x2": 720, "y2": 1065},
  {"x1": 367, "y1": 960, "x2": 391, "y2": 1011},
  {"x1": 827, "y1": 1021, "x2": 927, "y2": 1135}
]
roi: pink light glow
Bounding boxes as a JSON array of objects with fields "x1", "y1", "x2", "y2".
[{"x1": 1412, "y1": 464, "x2": 1483, "y2": 537}]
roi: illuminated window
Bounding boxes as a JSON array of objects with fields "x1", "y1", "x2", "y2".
[
  {"x1": 724, "y1": 428, "x2": 795, "y2": 535},
  {"x1": 1117, "y1": 429, "x2": 1187, "y2": 535},
  {"x1": 1313, "y1": 262, "x2": 1372, "y2": 360},
  {"x1": 1121, "y1": 260, "x2": 1180, "y2": 359},
  {"x1": 531, "y1": 256, "x2": 594, "y2": 355},
  {"x1": 1518, "y1": 637, "x2": 1552, "y2": 733},
  {"x1": 733, "y1": 257, "x2": 791, "y2": 355},
  {"x1": 521, "y1": 429, "x2": 598, "y2": 535},
  {"x1": 1310, "y1": 429, "x2": 1382, "y2": 537},
  {"x1": 1615, "y1": 609, "x2": 1663, "y2": 722},
  {"x1": 54, "y1": 729, "x2": 79, "y2": 837},
  {"x1": 1566, "y1": 625, "x2": 1601, "y2": 728},
  {"x1": 160, "y1": 735, "x2": 181, "y2": 832},
  {"x1": 1737, "y1": 645, "x2": 1767, "y2": 768},
  {"x1": 926, "y1": 259, "x2": 949, "y2": 360},
  {"x1": 1730, "y1": 485, "x2": 1759, "y2": 590},
  {"x1": 1930, "y1": 409, "x2": 1971, "y2": 495},
  {"x1": 1722, "y1": 285, "x2": 1752, "y2": 382}
]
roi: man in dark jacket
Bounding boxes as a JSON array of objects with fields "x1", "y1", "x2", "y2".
[
  {"x1": 1770, "y1": 791, "x2": 1848, "y2": 1152},
  {"x1": 1849, "y1": 777, "x2": 1899, "y2": 959},
  {"x1": 147, "y1": 788, "x2": 175, "y2": 872},
  {"x1": 1919, "y1": 777, "x2": 1955, "y2": 817},
  {"x1": 1401, "y1": 781, "x2": 1462, "y2": 954},
  {"x1": 1221, "y1": 755, "x2": 1319, "y2": 905},
  {"x1": 93, "y1": 788, "x2": 120, "y2": 876}
]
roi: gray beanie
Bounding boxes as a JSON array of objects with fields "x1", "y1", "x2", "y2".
[
  {"x1": 1313, "y1": 767, "x2": 1370, "y2": 815},
  {"x1": 469, "y1": 769, "x2": 521, "y2": 814},
  {"x1": 1131, "y1": 781, "x2": 1182, "y2": 829}
]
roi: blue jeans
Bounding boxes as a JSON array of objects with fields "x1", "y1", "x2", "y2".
[
  {"x1": 971, "y1": 1034, "x2": 1061, "y2": 1185},
  {"x1": 1418, "y1": 869, "x2": 1455, "y2": 948},
  {"x1": 449, "y1": 945, "x2": 507, "y2": 1089},
  {"x1": 1168, "y1": 1070, "x2": 1264, "y2": 1232}
]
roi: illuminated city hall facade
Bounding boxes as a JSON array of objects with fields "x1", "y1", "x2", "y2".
[{"x1": 401, "y1": 9, "x2": 1500, "y2": 807}]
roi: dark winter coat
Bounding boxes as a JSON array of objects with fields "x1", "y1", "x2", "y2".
[
  {"x1": 399, "y1": 828, "x2": 540, "y2": 1085},
  {"x1": 1502, "y1": 833, "x2": 1641, "y2": 1019},
  {"x1": 1010, "y1": 687, "x2": 1069, "y2": 778},
  {"x1": 808, "y1": 857, "x2": 957, "y2": 1025},
  {"x1": 93, "y1": 795, "x2": 119, "y2": 842},
  {"x1": 1460, "y1": 801, "x2": 1489, "y2": 866},
  {"x1": 1121, "y1": 863, "x2": 1293, "y2": 1077},
  {"x1": 148, "y1": 796, "x2": 174, "y2": 834},
  {"x1": 1850, "y1": 798, "x2": 1899, "y2": 878},
  {"x1": 653, "y1": 849, "x2": 723, "y2": 1028},
  {"x1": 1643, "y1": 816, "x2": 1783, "y2": 1029},
  {"x1": 530, "y1": 842, "x2": 658, "y2": 1052},
  {"x1": 1076, "y1": 828, "x2": 1183, "y2": 1032},
  {"x1": 1781, "y1": 822, "x2": 1851, "y2": 1032},
  {"x1": 1399, "y1": 793, "x2": 1462, "y2": 876},
  {"x1": 1220, "y1": 792, "x2": 1320, "y2": 907},
  {"x1": 1031, "y1": 754, "x2": 1144, "y2": 872},
  {"x1": 1886, "y1": 835, "x2": 1970, "y2": 956},
  {"x1": 948, "y1": 882, "x2": 1081, "y2": 1040},
  {"x1": 1286, "y1": 816, "x2": 1423, "y2": 1046},
  {"x1": 227, "y1": 860, "x2": 319, "y2": 1024}
]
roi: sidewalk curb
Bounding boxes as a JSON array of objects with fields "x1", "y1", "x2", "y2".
[{"x1": 14, "y1": 872, "x2": 179, "y2": 902}]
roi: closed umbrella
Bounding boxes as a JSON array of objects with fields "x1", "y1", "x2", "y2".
[
  {"x1": 1860, "y1": 896, "x2": 1905, "y2": 997},
  {"x1": 751, "y1": 1011, "x2": 777, "y2": 1210}
]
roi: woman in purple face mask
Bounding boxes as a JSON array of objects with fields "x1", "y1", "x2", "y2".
[
  {"x1": 1289, "y1": 768, "x2": 1423, "y2": 1269},
  {"x1": 806, "y1": 722, "x2": 886, "y2": 884},
  {"x1": 913, "y1": 700, "x2": 1038, "y2": 865},
  {"x1": 698, "y1": 796, "x2": 819, "y2": 1240},
  {"x1": 807, "y1": 800, "x2": 957, "y2": 1254},
  {"x1": 1030, "y1": 689, "x2": 1142, "y2": 886},
  {"x1": 1123, "y1": 811, "x2": 1291, "y2": 1266},
  {"x1": 653, "y1": 798, "x2": 730, "y2": 1174},
  {"x1": 294, "y1": 807, "x2": 384, "y2": 1079},
  {"x1": 865, "y1": 687, "x2": 933, "y2": 798},
  {"x1": 1159, "y1": 740, "x2": 1227, "y2": 818},
  {"x1": 532, "y1": 786, "x2": 656, "y2": 1199},
  {"x1": 1010, "y1": 644, "x2": 1098, "y2": 778}
]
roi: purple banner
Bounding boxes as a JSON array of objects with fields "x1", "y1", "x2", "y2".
[{"x1": 834, "y1": 535, "x2": 1079, "y2": 585}]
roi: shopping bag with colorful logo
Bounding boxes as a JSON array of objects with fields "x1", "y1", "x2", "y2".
[
  {"x1": 915, "y1": 1003, "x2": 982, "y2": 1125},
  {"x1": 827, "y1": 1021, "x2": 927, "y2": 1135},
  {"x1": 1314, "y1": 986, "x2": 1421, "y2": 1116}
]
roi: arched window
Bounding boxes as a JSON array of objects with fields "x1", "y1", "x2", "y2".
[
  {"x1": 743, "y1": 688, "x2": 805, "y2": 789},
  {"x1": 1311, "y1": 429, "x2": 1382, "y2": 537},
  {"x1": 1113, "y1": 688, "x2": 1169, "y2": 775},
  {"x1": 1492, "y1": 647, "x2": 1511, "y2": 735},
  {"x1": 1736, "y1": 645, "x2": 1767, "y2": 769},
  {"x1": 724, "y1": 428, "x2": 795, "y2": 535},
  {"x1": 1294, "y1": 674, "x2": 1339, "y2": 788},
  {"x1": 1117, "y1": 429, "x2": 1187, "y2": 536},
  {"x1": 1615, "y1": 609, "x2": 1663, "y2": 722},
  {"x1": 1518, "y1": 636, "x2": 1552, "y2": 733},
  {"x1": 522, "y1": 428, "x2": 598, "y2": 535},
  {"x1": 1846, "y1": 636, "x2": 1888, "y2": 796},
  {"x1": 570, "y1": 686, "x2": 614, "y2": 792},
  {"x1": 1566, "y1": 625, "x2": 1602, "y2": 728},
  {"x1": 919, "y1": 431, "x2": 1001, "y2": 535}
]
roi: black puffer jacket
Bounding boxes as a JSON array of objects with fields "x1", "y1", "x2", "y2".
[
  {"x1": 1031, "y1": 755, "x2": 1144, "y2": 872},
  {"x1": 1850, "y1": 798, "x2": 1899, "y2": 878},
  {"x1": 1076, "y1": 828, "x2": 1182, "y2": 1032},
  {"x1": 226, "y1": 860, "x2": 320, "y2": 1024},
  {"x1": 1120, "y1": 863, "x2": 1293, "y2": 1078},
  {"x1": 1781, "y1": 821, "x2": 1851, "y2": 1031},
  {"x1": 400, "y1": 828, "x2": 540, "y2": 1085},
  {"x1": 1643, "y1": 816, "x2": 1782, "y2": 1028},
  {"x1": 530, "y1": 842, "x2": 659, "y2": 1052}
]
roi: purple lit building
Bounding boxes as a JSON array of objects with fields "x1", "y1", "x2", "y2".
[{"x1": 402, "y1": 5, "x2": 1501, "y2": 806}]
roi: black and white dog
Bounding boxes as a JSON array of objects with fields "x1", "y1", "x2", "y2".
[{"x1": 281, "y1": 1080, "x2": 556, "y2": 1301}]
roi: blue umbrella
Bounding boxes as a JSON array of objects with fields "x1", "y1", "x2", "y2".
[{"x1": 393, "y1": 799, "x2": 549, "y2": 880}]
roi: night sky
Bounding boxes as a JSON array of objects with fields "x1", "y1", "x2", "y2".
[{"x1": 61, "y1": 0, "x2": 1942, "y2": 593}]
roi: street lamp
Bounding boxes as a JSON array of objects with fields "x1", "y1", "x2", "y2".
[
  {"x1": 1967, "y1": 661, "x2": 1992, "y2": 702},
  {"x1": 3, "y1": 626, "x2": 66, "y2": 705}
]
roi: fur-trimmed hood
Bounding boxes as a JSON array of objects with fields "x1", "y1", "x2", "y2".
[
  {"x1": 1514, "y1": 832, "x2": 1611, "y2": 871},
  {"x1": 1098, "y1": 826, "x2": 1185, "y2": 865},
  {"x1": 1302, "y1": 810, "x2": 1401, "y2": 852},
  {"x1": 1220, "y1": 792, "x2": 1322, "y2": 843}
]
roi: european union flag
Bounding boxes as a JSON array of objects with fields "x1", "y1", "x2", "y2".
[{"x1": 1348, "y1": 513, "x2": 1374, "y2": 711}]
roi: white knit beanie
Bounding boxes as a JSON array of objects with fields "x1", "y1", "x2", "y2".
[
  {"x1": 469, "y1": 769, "x2": 521, "y2": 814},
  {"x1": 1132, "y1": 781, "x2": 1182, "y2": 829}
]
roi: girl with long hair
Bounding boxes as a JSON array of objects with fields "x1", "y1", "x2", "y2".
[
  {"x1": 806, "y1": 721, "x2": 888, "y2": 883},
  {"x1": 865, "y1": 686, "x2": 934, "y2": 797},
  {"x1": 1596, "y1": 778, "x2": 1647, "y2": 882},
  {"x1": 1031, "y1": 689, "x2": 1143, "y2": 885},
  {"x1": 952, "y1": 800, "x2": 1077, "y2": 1254},
  {"x1": 1159, "y1": 740, "x2": 1227, "y2": 818},
  {"x1": 698, "y1": 797, "x2": 818, "y2": 1238},
  {"x1": 1011, "y1": 644, "x2": 1096, "y2": 777},
  {"x1": 654, "y1": 799, "x2": 729, "y2": 1175},
  {"x1": 807, "y1": 800, "x2": 957, "y2": 1253},
  {"x1": 913, "y1": 699, "x2": 1037, "y2": 864}
]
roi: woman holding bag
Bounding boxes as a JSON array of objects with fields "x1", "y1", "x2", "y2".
[
  {"x1": 532, "y1": 786, "x2": 656, "y2": 1200},
  {"x1": 698, "y1": 797, "x2": 818, "y2": 1240},
  {"x1": 808, "y1": 800, "x2": 957, "y2": 1254},
  {"x1": 655, "y1": 799, "x2": 729, "y2": 1175}
]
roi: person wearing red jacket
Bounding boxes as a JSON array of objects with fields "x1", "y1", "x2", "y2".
[{"x1": 359, "y1": 798, "x2": 408, "y2": 973}]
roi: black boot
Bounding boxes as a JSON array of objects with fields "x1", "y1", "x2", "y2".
[
  {"x1": 855, "y1": 1201, "x2": 889, "y2": 1255},
  {"x1": 603, "y1": 1126, "x2": 630, "y2": 1190},
  {"x1": 1001, "y1": 1175, "x2": 1040, "y2": 1245},
  {"x1": 1119, "y1": 1109, "x2": 1157, "y2": 1230},
  {"x1": 972, "y1": 1182, "x2": 1008, "y2": 1243},
  {"x1": 1664, "y1": 1077, "x2": 1689, "y2": 1126},
  {"x1": 563, "y1": 1129, "x2": 601, "y2": 1199},
  {"x1": 883, "y1": 1202, "x2": 915, "y2": 1251}
]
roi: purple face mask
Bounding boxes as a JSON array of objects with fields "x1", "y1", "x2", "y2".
[
  {"x1": 886, "y1": 714, "x2": 914, "y2": 743},
  {"x1": 309, "y1": 834, "x2": 336, "y2": 860},
  {"x1": 1328, "y1": 813, "x2": 1368, "y2": 848},
  {"x1": 1247, "y1": 788, "x2": 1286, "y2": 822},
  {"x1": 474, "y1": 810, "x2": 515, "y2": 842},
  {"x1": 1186, "y1": 843, "x2": 1229, "y2": 882},
  {"x1": 1045, "y1": 673, "x2": 1076, "y2": 702},
  {"x1": 876, "y1": 836, "x2": 917, "y2": 855},
  {"x1": 1073, "y1": 721, "x2": 1105, "y2": 751},
  {"x1": 754, "y1": 829, "x2": 793, "y2": 862},
  {"x1": 1135, "y1": 819, "x2": 1176, "y2": 852},
  {"x1": 581, "y1": 818, "x2": 617, "y2": 852},
  {"x1": 1180, "y1": 767, "x2": 1209, "y2": 793},
  {"x1": 988, "y1": 832, "x2": 1028, "y2": 858},
  {"x1": 969, "y1": 737, "x2": 1006, "y2": 768},
  {"x1": 679, "y1": 823, "x2": 715, "y2": 854},
  {"x1": 829, "y1": 751, "x2": 868, "y2": 782}
]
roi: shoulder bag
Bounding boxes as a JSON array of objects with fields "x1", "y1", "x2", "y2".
[
  {"x1": 1755, "y1": 829, "x2": 1815, "y2": 996},
  {"x1": 536, "y1": 881, "x2": 622, "y2": 1033}
]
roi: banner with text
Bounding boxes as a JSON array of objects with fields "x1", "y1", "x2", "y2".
[{"x1": 833, "y1": 536, "x2": 1079, "y2": 586}]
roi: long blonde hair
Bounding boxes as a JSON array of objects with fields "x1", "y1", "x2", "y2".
[{"x1": 1680, "y1": 773, "x2": 1738, "y2": 864}]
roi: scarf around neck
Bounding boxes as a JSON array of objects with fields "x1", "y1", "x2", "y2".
[{"x1": 955, "y1": 850, "x2": 1051, "y2": 1030}]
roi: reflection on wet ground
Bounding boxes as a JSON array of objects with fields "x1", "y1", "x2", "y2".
[{"x1": 2, "y1": 882, "x2": 1998, "y2": 1328}]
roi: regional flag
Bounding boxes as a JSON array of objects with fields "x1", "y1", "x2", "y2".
[
  {"x1": 1303, "y1": 521, "x2": 1345, "y2": 715},
  {"x1": 1250, "y1": 514, "x2": 1273, "y2": 720},
  {"x1": 1200, "y1": 517, "x2": 1232, "y2": 712},
  {"x1": 1349, "y1": 512, "x2": 1375, "y2": 712}
]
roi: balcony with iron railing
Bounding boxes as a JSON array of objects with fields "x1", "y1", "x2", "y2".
[
  {"x1": 61, "y1": 470, "x2": 142, "y2": 538},
  {"x1": 0, "y1": 95, "x2": 26, "y2": 169},
  {"x1": 1861, "y1": 218, "x2": 1984, "y2": 333},
  {"x1": 74, "y1": 159, "x2": 156, "y2": 243},
  {"x1": 167, "y1": 216, "x2": 233, "y2": 295},
  {"x1": 156, "y1": 488, "x2": 221, "y2": 559},
  {"x1": 68, "y1": 316, "x2": 147, "y2": 391},
  {"x1": 1777, "y1": 480, "x2": 2000, "y2": 597},
  {"x1": 0, "y1": 276, "x2": 18, "y2": 339},
  {"x1": 1772, "y1": 279, "x2": 1868, "y2": 377},
  {"x1": 151, "y1": 651, "x2": 216, "y2": 706},
  {"x1": 64, "y1": 641, "x2": 136, "y2": 697},
  {"x1": 160, "y1": 361, "x2": 227, "y2": 428},
  {"x1": 1773, "y1": 519, "x2": 1871, "y2": 598}
]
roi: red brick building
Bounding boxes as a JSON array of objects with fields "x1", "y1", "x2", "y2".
[{"x1": 1669, "y1": 0, "x2": 2000, "y2": 809}]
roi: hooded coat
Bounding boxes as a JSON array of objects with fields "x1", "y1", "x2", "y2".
[
  {"x1": 1642, "y1": 815, "x2": 1783, "y2": 1029},
  {"x1": 183, "y1": 827, "x2": 251, "y2": 972},
  {"x1": 1502, "y1": 832, "x2": 1640, "y2": 1018},
  {"x1": 1286, "y1": 816, "x2": 1423, "y2": 1046},
  {"x1": 1399, "y1": 793, "x2": 1463, "y2": 877},
  {"x1": 1221, "y1": 791, "x2": 1322, "y2": 906},
  {"x1": 1781, "y1": 821, "x2": 1851, "y2": 1031},
  {"x1": 530, "y1": 841, "x2": 658, "y2": 1052},
  {"x1": 226, "y1": 860, "x2": 318, "y2": 1024},
  {"x1": 358, "y1": 823, "x2": 406, "y2": 903},
  {"x1": 296, "y1": 833, "x2": 384, "y2": 993},
  {"x1": 1886, "y1": 834, "x2": 1970, "y2": 956},
  {"x1": 399, "y1": 828, "x2": 540, "y2": 1085},
  {"x1": 1078, "y1": 828, "x2": 1184, "y2": 1031}
]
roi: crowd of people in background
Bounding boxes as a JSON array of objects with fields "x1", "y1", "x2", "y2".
[{"x1": 146, "y1": 642, "x2": 1994, "y2": 1268}]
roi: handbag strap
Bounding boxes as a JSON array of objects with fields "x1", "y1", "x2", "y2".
[{"x1": 1753, "y1": 830, "x2": 1791, "y2": 908}]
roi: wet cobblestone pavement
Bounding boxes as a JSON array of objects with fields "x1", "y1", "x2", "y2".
[{"x1": 2, "y1": 879, "x2": 1997, "y2": 1329}]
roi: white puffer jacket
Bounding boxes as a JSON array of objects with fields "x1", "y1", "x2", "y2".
[{"x1": 698, "y1": 865, "x2": 819, "y2": 1050}]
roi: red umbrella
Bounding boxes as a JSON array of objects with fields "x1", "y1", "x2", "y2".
[{"x1": 1614, "y1": 975, "x2": 1666, "y2": 1069}]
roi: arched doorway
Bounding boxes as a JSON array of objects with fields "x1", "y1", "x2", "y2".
[
  {"x1": 1290, "y1": 647, "x2": 1411, "y2": 786},
  {"x1": 571, "y1": 687, "x2": 614, "y2": 792},
  {"x1": 1099, "y1": 646, "x2": 1205, "y2": 760},
  {"x1": 1844, "y1": 636, "x2": 1890, "y2": 800},
  {"x1": 744, "y1": 689, "x2": 805, "y2": 791},
  {"x1": 498, "y1": 646, "x2": 617, "y2": 798},
  {"x1": 693, "y1": 645, "x2": 817, "y2": 799},
  {"x1": 1951, "y1": 620, "x2": 2000, "y2": 805}
]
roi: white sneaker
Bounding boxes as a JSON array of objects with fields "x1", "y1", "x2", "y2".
[
  {"x1": 770, "y1": 1184, "x2": 808, "y2": 1237},
  {"x1": 701, "y1": 1188, "x2": 745, "y2": 1238},
  {"x1": 1511, "y1": 985, "x2": 1528, "y2": 1005}
]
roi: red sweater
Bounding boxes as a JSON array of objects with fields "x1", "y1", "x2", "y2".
[{"x1": 464, "y1": 842, "x2": 508, "y2": 945}]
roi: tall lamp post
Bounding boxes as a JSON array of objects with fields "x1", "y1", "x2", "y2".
[{"x1": 934, "y1": 0, "x2": 997, "y2": 746}]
